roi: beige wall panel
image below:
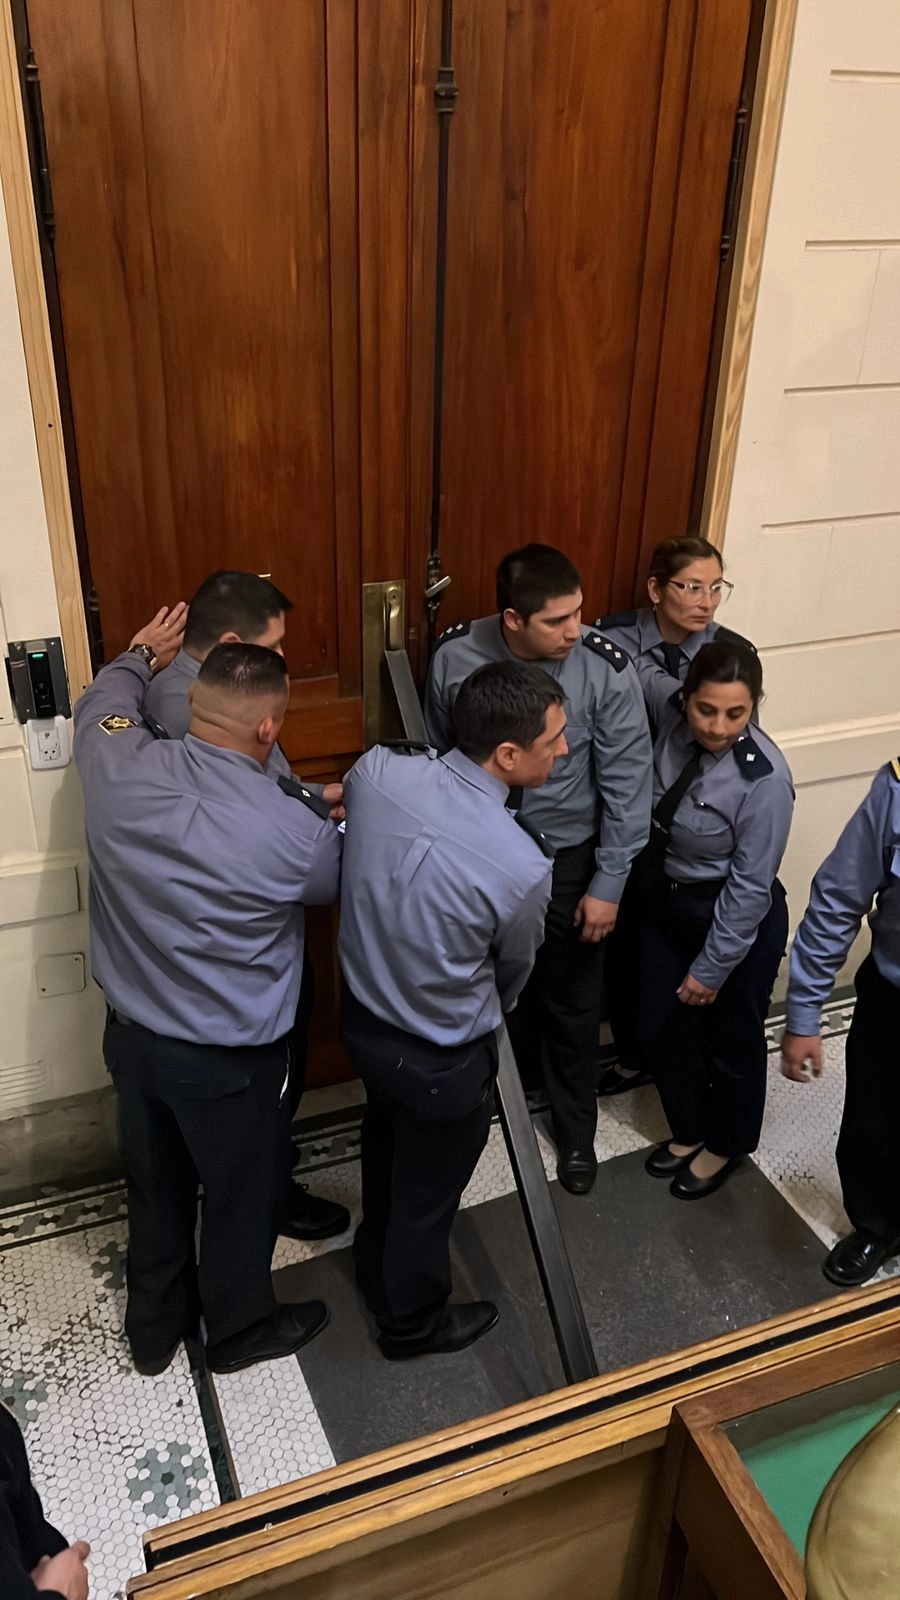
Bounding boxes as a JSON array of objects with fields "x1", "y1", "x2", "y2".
[
  {"x1": 730, "y1": 514, "x2": 900, "y2": 648},
  {"x1": 859, "y1": 250, "x2": 900, "y2": 382},
  {"x1": 783, "y1": 250, "x2": 878, "y2": 389}
]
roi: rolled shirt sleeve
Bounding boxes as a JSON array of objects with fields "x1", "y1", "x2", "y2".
[{"x1": 786, "y1": 769, "x2": 894, "y2": 1035}]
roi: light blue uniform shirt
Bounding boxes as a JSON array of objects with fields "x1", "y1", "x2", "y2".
[
  {"x1": 339, "y1": 745, "x2": 553, "y2": 1046},
  {"x1": 786, "y1": 761, "x2": 900, "y2": 1034},
  {"x1": 424, "y1": 616, "x2": 652, "y2": 904},
  {"x1": 597, "y1": 607, "x2": 755, "y2": 711},
  {"x1": 144, "y1": 648, "x2": 292, "y2": 780},
  {"x1": 73, "y1": 653, "x2": 342, "y2": 1046},
  {"x1": 641, "y1": 660, "x2": 795, "y2": 990}
]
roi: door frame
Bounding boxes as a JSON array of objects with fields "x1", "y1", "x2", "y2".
[{"x1": 0, "y1": 0, "x2": 798, "y2": 702}]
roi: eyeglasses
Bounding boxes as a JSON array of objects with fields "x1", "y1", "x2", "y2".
[{"x1": 667, "y1": 579, "x2": 733, "y2": 602}]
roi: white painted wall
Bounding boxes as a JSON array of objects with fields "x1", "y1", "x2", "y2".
[
  {"x1": 722, "y1": 0, "x2": 900, "y2": 976},
  {"x1": 0, "y1": 199, "x2": 105, "y2": 1117}
]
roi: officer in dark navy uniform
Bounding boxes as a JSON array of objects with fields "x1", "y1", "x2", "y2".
[
  {"x1": 73, "y1": 607, "x2": 342, "y2": 1376},
  {"x1": 144, "y1": 570, "x2": 349, "y2": 1243},
  {"x1": 340, "y1": 662, "x2": 562, "y2": 1358},
  {"x1": 597, "y1": 536, "x2": 754, "y2": 709},
  {"x1": 425, "y1": 545, "x2": 652, "y2": 1195},
  {"x1": 782, "y1": 759, "x2": 900, "y2": 1286},
  {"x1": 633, "y1": 641, "x2": 793, "y2": 1199}
]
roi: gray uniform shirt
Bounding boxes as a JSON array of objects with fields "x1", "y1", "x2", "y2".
[
  {"x1": 424, "y1": 616, "x2": 652, "y2": 904},
  {"x1": 338, "y1": 745, "x2": 553, "y2": 1046},
  {"x1": 73, "y1": 653, "x2": 342, "y2": 1046},
  {"x1": 786, "y1": 760, "x2": 900, "y2": 1034},
  {"x1": 597, "y1": 607, "x2": 755, "y2": 703},
  {"x1": 642, "y1": 661, "x2": 795, "y2": 990},
  {"x1": 144, "y1": 649, "x2": 292, "y2": 780}
]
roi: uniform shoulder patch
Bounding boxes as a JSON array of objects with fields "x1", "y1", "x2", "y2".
[
  {"x1": 434, "y1": 620, "x2": 471, "y2": 649},
  {"x1": 715, "y1": 625, "x2": 757, "y2": 655},
  {"x1": 514, "y1": 811, "x2": 555, "y2": 859},
  {"x1": 98, "y1": 715, "x2": 139, "y2": 736},
  {"x1": 582, "y1": 632, "x2": 629, "y2": 671},
  {"x1": 381, "y1": 739, "x2": 431, "y2": 755},
  {"x1": 890, "y1": 756, "x2": 900, "y2": 782},
  {"x1": 732, "y1": 732, "x2": 774, "y2": 781},
  {"x1": 595, "y1": 609, "x2": 637, "y2": 629},
  {"x1": 276, "y1": 774, "x2": 333, "y2": 819}
]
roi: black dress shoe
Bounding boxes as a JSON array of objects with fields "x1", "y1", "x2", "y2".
[
  {"x1": 644, "y1": 1141, "x2": 704, "y2": 1179},
  {"x1": 279, "y1": 1184, "x2": 351, "y2": 1242},
  {"x1": 598, "y1": 1065, "x2": 653, "y2": 1097},
  {"x1": 130, "y1": 1339, "x2": 182, "y2": 1378},
  {"x1": 205, "y1": 1300, "x2": 329, "y2": 1373},
  {"x1": 822, "y1": 1230, "x2": 900, "y2": 1288},
  {"x1": 670, "y1": 1155, "x2": 740, "y2": 1200},
  {"x1": 378, "y1": 1301, "x2": 499, "y2": 1361},
  {"x1": 557, "y1": 1148, "x2": 598, "y2": 1194}
]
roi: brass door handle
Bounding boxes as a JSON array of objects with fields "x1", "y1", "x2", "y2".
[{"x1": 384, "y1": 584, "x2": 403, "y2": 652}]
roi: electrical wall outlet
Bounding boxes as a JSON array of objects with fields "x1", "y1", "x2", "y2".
[{"x1": 26, "y1": 714, "x2": 70, "y2": 770}]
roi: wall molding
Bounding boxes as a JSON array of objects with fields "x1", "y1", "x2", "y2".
[
  {"x1": 701, "y1": 0, "x2": 800, "y2": 549},
  {"x1": 775, "y1": 713, "x2": 900, "y2": 787},
  {"x1": 0, "y1": 0, "x2": 91, "y2": 697}
]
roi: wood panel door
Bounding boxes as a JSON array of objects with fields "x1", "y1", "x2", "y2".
[
  {"x1": 409, "y1": 0, "x2": 754, "y2": 630},
  {"x1": 23, "y1": 0, "x2": 416, "y2": 1085}
]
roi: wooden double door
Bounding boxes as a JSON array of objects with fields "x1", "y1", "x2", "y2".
[{"x1": 19, "y1": 0, "x2": 756, "y2": 1081}]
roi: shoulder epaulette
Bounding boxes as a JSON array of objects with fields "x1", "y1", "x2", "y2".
[
  {"x1": 434, "y1": 620, "x2": 471, "y2": 648},
  {"x1": 514, "y1": 810, "x2": 555, "y2": 859},
  {"x1": 715, "y1": 625, "x2": 757, "y2": 655},
  {"x1": 890, "y1": 756, "x2": 900, "y2": 782},
  {"x1": 381, "y1": 739, "x2": 431, "y2": 755},
  {"x1": 595, "y1": 609, "x2": 637, "y2": 629},
  {"x1": 582, "y1": 632, "x2": 629, "y2": 671},
  {"x1": 732, "y1": 732, "x2": 773, "y2": 781},
  {"x1": 141, "y1": 712, "x2": 170, "y2": 740},
  {"x1": 276, "y1": 774, "x2": 333, "y2": 819}
]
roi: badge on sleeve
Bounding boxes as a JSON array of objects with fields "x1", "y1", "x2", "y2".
[
  {"x1": 98, "y1": 715, "x2": 138, "y2": 735},
  {"x1": 890, "y1": 755, "x2": 900, "y2": 782}
]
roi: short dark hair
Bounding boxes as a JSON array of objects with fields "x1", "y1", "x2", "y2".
[
  {"x1": 496, "y1": 545, "x2": 582, "y2": 623},
  {"x1": 683, "y1": 640, "x2": 762, "y2": 707},
  {"x1": 197, "y1": 642, "x2": 290, "y2": 700},
  {"x1": 454, "y1": 661, "x2": 565, "y2": 763},
  {"x1": 649, "y1": 537, "x2": 723, "y2": 586},
  {"x1": 183, "y1": 571, "x2": 293, "y2": 655}
]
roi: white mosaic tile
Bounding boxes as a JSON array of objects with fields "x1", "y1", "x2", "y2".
[
  {"x1": 210, "y1": 1359, "x2": 334, "y2": 1498},
  {"x1": 0, "y1": 1224, "x2": 217, "y2": 1600}
]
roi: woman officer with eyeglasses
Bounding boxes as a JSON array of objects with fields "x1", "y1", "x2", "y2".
[
  {"x1": 597, "y1": 536, "x2": 754, "y2": 705},
  {"x1": 599, "y1": 538, "x2": 758, "y2": 1096}
]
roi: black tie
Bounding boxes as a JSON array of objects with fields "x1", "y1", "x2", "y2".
[
  {"x1": 506, "y1": 785, "x2": 524, "y2": 812},
  {"x1": 653, "y1": 742, "x2": 704, "y2": 833},
  {"x1": 661, "y1": 641, "x2": 683, "y2": 680}
]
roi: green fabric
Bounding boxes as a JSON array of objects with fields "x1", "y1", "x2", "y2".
[{"x1": 736, "y1": 1390, "x2": 900, "y2": 1552}]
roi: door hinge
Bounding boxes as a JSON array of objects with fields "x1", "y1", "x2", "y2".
[
  {"x1": 434, "y1": 0, "x2": 458, "y2": 115},
  {"x1": 23, "y1": 49, "x2": 56, "y2": 245},
  {"x1": 719, "y1": 92, "x2": 749, "y2": 264}
]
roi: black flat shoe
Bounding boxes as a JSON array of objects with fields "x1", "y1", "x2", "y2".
[
  {"x1": 378, "y1": 1301, "x2": 499, "y2": 1361},
  {"x1": 130, "y1": 1340, "x2": 182, "y2": 1378},
  {"x1": 206, "y1": 1300, "x2": 329, "y2": 1373},
  {"x1": 557, "y1": 1148, "x2": 598, "y2": 1194},
  {"x1": 822, "y1": 1231, "x2": 900, "y2": 1288},
  {"x1": 670, "y1": 1155, "x2": 740, "y2": 1200},
  {"x1": 645, "y1": 1141, "x2": 704, "y2": 1179},
  {"x1": 598, "y1": 1065, "x2": 653, "y2": 1097},
  {"x1": 279, "y1": 1184, "x2": 351, "y2": 1242}
]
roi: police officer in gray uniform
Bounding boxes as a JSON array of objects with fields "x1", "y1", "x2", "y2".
[
  {"x1": 425, "y1": 545, "x2": 652, "y2": 1195},
  {"x1": 340, "y1": 662, "x2": 563, "y2": 1358},
  {"x1": 73, "y1": 607, "x2": 341, "y2": 1376},
  {"x1": 597, "y1": 537, "x2": 754, "y2": 710},
  {"x1": 145, "y1": 570, "x2": 349, "y2": 1243},
  {"x1": 782, "y1": 758, "x2": 900, "y2": 1286}
]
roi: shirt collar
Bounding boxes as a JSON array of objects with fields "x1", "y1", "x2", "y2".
[
  {"x1": 171, "y1": 649, "x2": 202, "y2": 681},
  {"x1": 183, "y1": 732, "x2": 268, "y2": 776},
  {"x1": 638, "y1": 611, "x2": 710, "y2": 661},
  {"x1": 441, "y1": 747, "x2": 510, "y2": 804}
]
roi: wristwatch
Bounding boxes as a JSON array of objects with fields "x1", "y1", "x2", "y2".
[{"x1": 128, "y1": 643, "x2": 157, "y2": 670}]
